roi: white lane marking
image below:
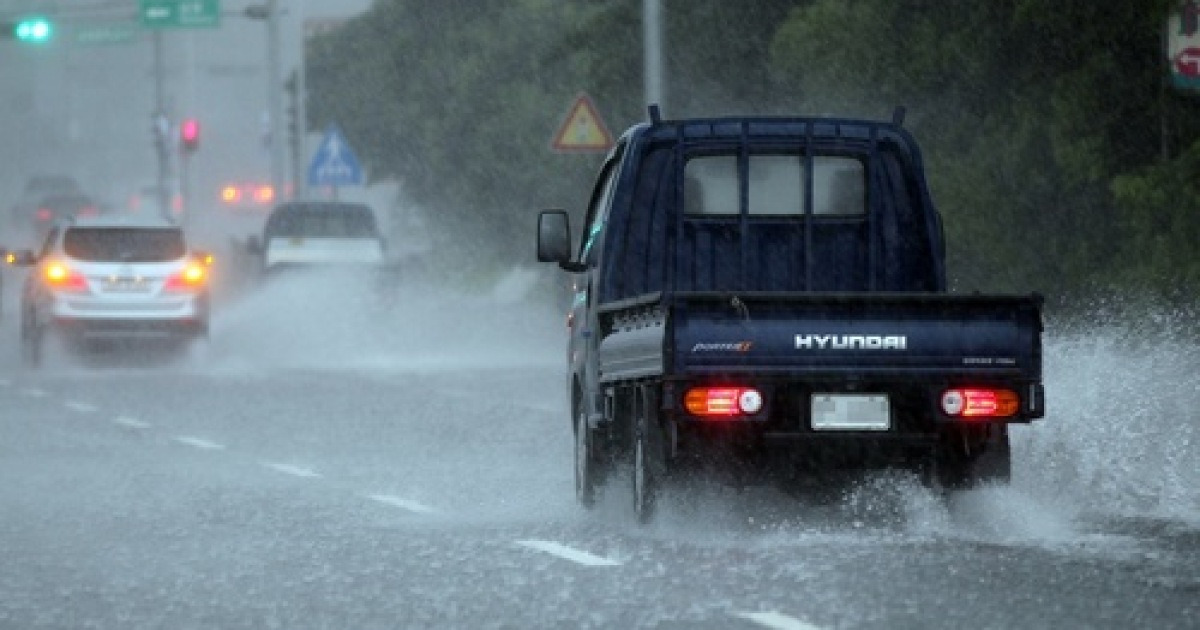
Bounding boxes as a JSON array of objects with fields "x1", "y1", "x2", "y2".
[
  {"x1": 21, "y1": 388, "x2": 47, "y2": 398},
  {"x1": 364, "y1": 493, "x2": 437, "y2": 514},
  {"x1": 113, "y1": 416, "x2": 152, "y2": 430},
  {"x1": 515, "y1": 540, "x2": 622, "y2": 567},
  {"x1": 64, "y1": 401, "x2": 97, "y2": 414},
  {"x1": 734, "y1": 611, "x2": 826, "y2": 630},
  {"x1": 0, "y1": 378, "x2": 11, "y2": 387},
  {"x1": 262, "y1": 462, "x2": 322, "y2": 479},
  {"x1": 173, "y1": 436, "x2": 225, "y2": 450}
]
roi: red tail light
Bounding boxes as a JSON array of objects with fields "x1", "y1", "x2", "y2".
[
  {"x1": 164, "y1": 264, "x2": 207, "y2": 292},
  {"x1": 684, "y1": 386, "x2": 764, "y2": 418},
  {"x1": 44, "y1": 263, "x2": 88, "y2": 292},
  {"x1": 220, "y1": 186, "x2": 242, "y2": 204},
  {"x1": 941, "y1": 388, "x2": 1019, "y2": 419},
  {"x1": 254, "y1": 185, "x2": 275, "y2": 204},
  {"x1": 36, "y1": 208, "x2": 53, "y2": 222}
]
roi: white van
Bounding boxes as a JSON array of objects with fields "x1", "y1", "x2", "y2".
[{"x1": 254, "y1": 201, "x2": 386, "y2": 272}]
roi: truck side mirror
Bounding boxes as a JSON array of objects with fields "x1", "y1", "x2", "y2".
[{"x1": 537, "y1": 210, "x2": 573, "y2": 265}]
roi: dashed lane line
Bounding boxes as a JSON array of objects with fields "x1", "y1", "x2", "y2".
[
  {"x1": 0, "y1": 378, "x2": 11, "y2": 387},
  {"x1": 173, "y1": 436, "x2": 226, "y2": 450},
  {"x1": 515, "y1": 540, "x2": 623, "y2": 567},
  {"x1": 364, "y1": 493, "x2": 437, "y2": 514},
  {"x1": 261, "y1": 462, "x2": 322, "y2": 479},
  {"x1": 64, "y1": 401, "x2": 98, "y2": 414},
  {"x1": 21, "y1": 387, "x2": 47, "y2": 398},
  {"x1": 112, "y1": 416, "x2": 152, "y2": 430},
  {"x1": 733, "y1": 611, "x2": 826, "y2": 630}
]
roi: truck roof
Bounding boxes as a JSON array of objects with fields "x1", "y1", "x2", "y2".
[{"x1": 611, "y1": 109, "x2": 924, "y2": 174}]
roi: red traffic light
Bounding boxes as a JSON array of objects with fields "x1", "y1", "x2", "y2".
[{"x1": 180, "y1": 118, "x2": 200, "y2": 151}]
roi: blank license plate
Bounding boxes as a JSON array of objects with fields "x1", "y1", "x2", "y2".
[
  {"x1": 811, "y1": 394, "x2": 890, "y2": 431},
  {"x1": 102, "y1": 278, "x2": 148, "y2": 292}
]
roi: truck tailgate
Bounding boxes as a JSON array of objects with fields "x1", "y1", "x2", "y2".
[{"x1": 671, "y1": 292, "x2": 1042, "y2": 379}]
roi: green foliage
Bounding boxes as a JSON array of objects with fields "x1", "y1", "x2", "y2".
[{"x1": 1111, "y1": 140, "x2": 1200, "y2": 298}]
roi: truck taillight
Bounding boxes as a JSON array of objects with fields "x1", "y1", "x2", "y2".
[
  {"x1": 941, "y1": 388, "x2": 1019, "y2": 419},
  {"x1": 685, "y1": 387, "x2": 763, "y2": 418}
]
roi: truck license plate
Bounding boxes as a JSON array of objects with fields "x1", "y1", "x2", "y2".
[{"x1": 811, "y1": 394, "x2": 890, "y2": 431}]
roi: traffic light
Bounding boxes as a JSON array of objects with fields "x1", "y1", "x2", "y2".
[
  {"x1": 12, "y1": 17, "x2": 53, "y2": 43},
  {"x1": 180, "y1": 118, "x2": 200, "y2": 153}
]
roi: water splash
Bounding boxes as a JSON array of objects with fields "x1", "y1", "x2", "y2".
[{"x1": 1014, "y1": 315, "x2": 1200, "y2": 525}]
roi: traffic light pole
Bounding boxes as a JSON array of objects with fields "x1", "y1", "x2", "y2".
[{"x1": 153, "y1": 30, "x2": 171, "y2": 220}]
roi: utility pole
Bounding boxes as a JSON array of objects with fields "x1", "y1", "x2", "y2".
[
  {"x1": 266, "y1": 0, "x2": 284, "y2": 199},
  {"x1": 296, "y1": 0, "x2": 309, "y2": 199}
]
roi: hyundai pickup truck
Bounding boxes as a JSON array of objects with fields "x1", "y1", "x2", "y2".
[{"x1": 536, "y1": 106, "x2": 1045, "y2": 522}]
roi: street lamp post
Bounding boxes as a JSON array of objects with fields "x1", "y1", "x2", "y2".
[{"x1": 643, "y1": 0, "x2": 664, "y2": 111}]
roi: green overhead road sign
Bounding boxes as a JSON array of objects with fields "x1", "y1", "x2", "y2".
[{"x1": 140, "y1": 0, "x2": 220, "y2": 29}]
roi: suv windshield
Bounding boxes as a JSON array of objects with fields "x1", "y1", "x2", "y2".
[
  {"x1": 265, "y1": 203, "x2": 379, "y2": 239},
  {"x1": 63, "y1": 228, "x2": 186, "y2": 262}
]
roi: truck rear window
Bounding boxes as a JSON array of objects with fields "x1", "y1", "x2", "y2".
[
  {"x1": 684, "y1": 155, "x2": 864, "y2": 217},
  {"x1": 63, "y1": 228, "x2": 186, "y2": 262}
]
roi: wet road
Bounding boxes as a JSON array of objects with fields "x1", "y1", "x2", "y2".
[{"x1": 0, "y1": 271, "x2": 1196, "y2": 629}]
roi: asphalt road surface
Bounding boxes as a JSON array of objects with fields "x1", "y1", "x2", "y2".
[{"x1": 0, "y1": 268, "x2": 1195, "y2": 629}]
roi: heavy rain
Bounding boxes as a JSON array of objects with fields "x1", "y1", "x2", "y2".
[{"x1": 0, "y1": 2, "x2": 1196, "y2": 629}]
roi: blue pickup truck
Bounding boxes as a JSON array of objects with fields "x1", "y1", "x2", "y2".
[{"x1": 536, "y1": 106, "x2": 1045, "y2": 522}]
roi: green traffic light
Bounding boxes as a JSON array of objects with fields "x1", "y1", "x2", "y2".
[{"x1": 14, "y1": 17, "x2": 53, "y2": 43}]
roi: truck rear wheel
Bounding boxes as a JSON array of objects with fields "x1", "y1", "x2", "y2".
[{"x1": 632, "y1": 386, "x2": 665, "y2": 524}]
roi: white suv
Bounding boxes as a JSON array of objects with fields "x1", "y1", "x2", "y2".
[{"x1": 11, "y1": 216, "x2": 211, "y2": 366}]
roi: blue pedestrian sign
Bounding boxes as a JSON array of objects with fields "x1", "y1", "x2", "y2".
[{"x1": 307, "y1": 123, "x2": 364, "y2": 187}]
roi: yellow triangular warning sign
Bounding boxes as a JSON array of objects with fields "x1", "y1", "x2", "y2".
[{"x1": 551, "y1": 93, "x2": 614, "y2": 153}]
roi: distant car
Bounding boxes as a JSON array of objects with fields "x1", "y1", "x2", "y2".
[
  {"x1": 250, "y1": 201, "x2": 387, "y2": 274},
  {"x1": 17, "y1": 174, "x2": 82, "y2": 201},
  {"x1": 218, "y1": 182, "x2": 277, "y2": 214},
  {"x1": 11, "y1": 192, "x2": 103, "y2": 244},
  {"x1": 10, "y1": 216, "x2": 211, "y2": 367},
  {"x1": 127, "y1": 181, "x2": 183, "y2": 218},
  {"x1": 9, "y1": 174, "x2": 86, "y2": 242}
]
